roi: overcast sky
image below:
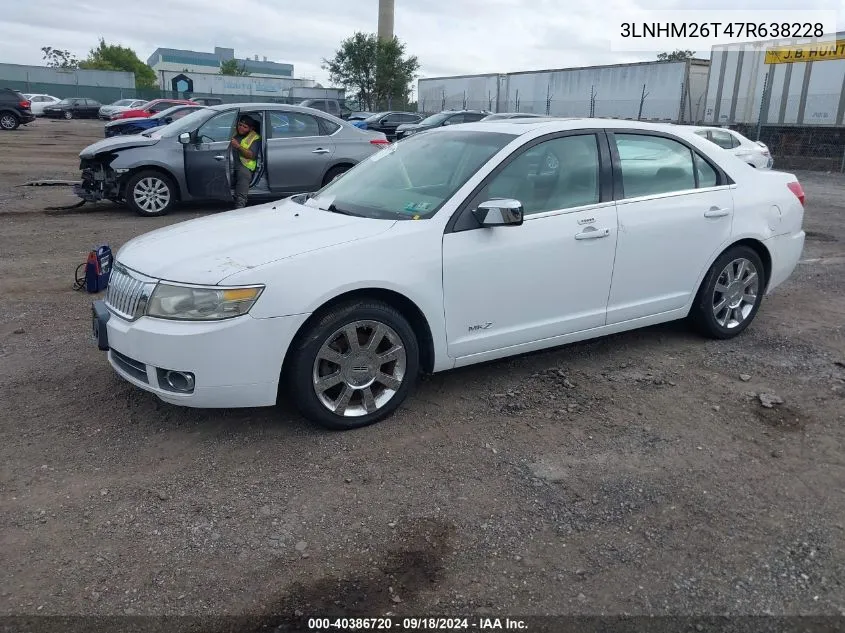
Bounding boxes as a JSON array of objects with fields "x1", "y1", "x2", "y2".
[{"x1": 2, "y1": 0, "x2": 844, "y2": 92}]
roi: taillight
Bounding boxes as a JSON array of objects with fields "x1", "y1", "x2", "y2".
[
  {"x1": 787, "y1": 181, "x2": 805, "y2": 207},
  {"x1": 19, "y1": 100, "x2": 30, "y2": 110},
  {"x1": 370, "y1": 138, "x2": 390, "y2": 146}
]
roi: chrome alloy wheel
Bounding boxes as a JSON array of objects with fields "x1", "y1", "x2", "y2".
[
  {"x1": 312, "y1": 320, "x2": 407, "y2": 417},
  {"x1": 712, "y1": 257, "x2": 759, "y2": 329},
  {"x1": 0, "y1": 114, "x2": 16, "y2": 130},
  {"x1": 133, "y1": 177, "x2": 171, "y2": 214}
]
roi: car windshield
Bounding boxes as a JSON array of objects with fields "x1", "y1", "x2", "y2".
[
  {"x1": 300, "y1": 129, "x2": 516, "y2": 220},
  {"x1": 151, "y1": 106, "x2": 198, "y2": 120},
  {"x1": 418, "y1": 112, "x2": 451, "y2": 126},
  {"x1": 57, "y1": 99, "x2": 72, "y2": 105},
  {"x1": 112, "y1": 99, "x2": 135, "y2": 106},
  {"x1": 151, "y1": 108, "x2": 218, "y2": 137}
]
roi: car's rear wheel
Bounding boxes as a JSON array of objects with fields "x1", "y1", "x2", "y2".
[
  {"x1": 322, "y1": 165, "x2": 351, "y2": 187},
  {"x1": 690, "y1": 245, "x2": 765, "y2": 339},
  {"x1": 0, "y1": 113, "x2": 19, "y2": 130},
  {"x1": 124, "y1": 170, "x2": 176, "y2": 217},
  {"x1": 286, "y1": 300, "x2": 420, "y2": 430}
]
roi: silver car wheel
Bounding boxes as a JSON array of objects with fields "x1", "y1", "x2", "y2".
[
  {"x1": 0, "y1": 114, "x2": 16, "y2": 130},
  {"x1": 133, "y1": 177, "x2": 171, "y2": 214},
  {"x1": 63, "y1": 111, "x2": 72, "y2": 120},
  {"x1": 712, "y1": 257, "x2": 759, "y2": 329},
  {"x1": 312, "y1": 320, "x2": 407, "y2": 417}
]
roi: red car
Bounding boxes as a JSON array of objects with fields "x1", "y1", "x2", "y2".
[{"x1": 110, "y1": 98, "x2": 194, "y2": 120}]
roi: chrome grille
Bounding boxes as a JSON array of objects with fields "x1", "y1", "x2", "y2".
[{"x1": 106, "y1": 263, "x2": 158, "y2": 321}]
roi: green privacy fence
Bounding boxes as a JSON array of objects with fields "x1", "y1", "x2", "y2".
[{"x1": 2, "y1": 79, "x2": 360, "y2": 108}]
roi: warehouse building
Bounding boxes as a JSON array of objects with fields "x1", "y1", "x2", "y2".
[{"x1": 146, "y1": 46, "x2": 294, "y2": 78}]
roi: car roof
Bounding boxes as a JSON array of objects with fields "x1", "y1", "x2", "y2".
[
  {"x1": 206, "y1": 103, "x2": 344, "y2": 116},
  {"x1": 441, "y1": 117, "x2": 715, "y2": 139}
]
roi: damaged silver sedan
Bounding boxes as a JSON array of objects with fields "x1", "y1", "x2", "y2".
[{"x1": 75, "y1": 103, "x2": 390, "y2": 216}]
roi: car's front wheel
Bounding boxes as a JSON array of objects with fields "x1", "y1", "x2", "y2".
[
  {"x1": 286, "y1": 300, "x2": 420, "y2": 430},
  {"x1": 690, "y1": 245, "x2": 766, "y2": 339},
  {"x1": 0, "y1": 113, "x2": 19, "y2": 130},
  {"x1": 63, "y1": 111, "x2": 72, "y2": 120},
  {"x1": 124, "y1": 170, "x2": 177, "y2": 217}
]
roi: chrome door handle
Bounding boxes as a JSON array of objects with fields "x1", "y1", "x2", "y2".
[
  {"x1": 214, "y1": 155, "x2": 225, "y2": 161},
  {"x1": 704, "y1": 207, "x2": 730, "y2": 218},
  {"x1": 312, "y1": 148, "x2": 330, "y2": 154},
  {"x1": 574, "y1": 227, "x2": 610, "y2": 240}
]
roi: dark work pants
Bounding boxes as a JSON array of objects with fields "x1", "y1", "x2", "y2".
[{"x1": 234, "y1": 159, "x2": 252, "y2": 208}]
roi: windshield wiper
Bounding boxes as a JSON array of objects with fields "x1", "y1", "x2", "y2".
[{"x1": 327, "y1": 204, "x2": 358, "y2": 216}]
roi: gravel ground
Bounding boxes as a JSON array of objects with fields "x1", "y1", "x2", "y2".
[{"x1": 1, "y1": 118, "x2": 844, "y2": 629}]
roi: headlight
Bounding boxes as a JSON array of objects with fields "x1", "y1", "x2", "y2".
[{"x1": 145, "y1": 283, "x2": 264, "y2": 320}]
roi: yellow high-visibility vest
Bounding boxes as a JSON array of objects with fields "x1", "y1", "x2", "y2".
[{"x1": 238, "y1": 131, "x2": 260, "y2": 171}]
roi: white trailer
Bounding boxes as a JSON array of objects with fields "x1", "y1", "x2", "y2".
[
  {"x1": 417, "y1": 60, "x2": 710, "y2": 123},
  {"x1": 703, "y1": 31, "x2": 845, "y2": 126}
]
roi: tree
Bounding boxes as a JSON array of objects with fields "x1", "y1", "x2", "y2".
[
  {"x1": 322, "y1": 32, "x2": 419, "y2": 111},
  {"x1": 657, "y1": 50, "x2": 696, "y2": 61},
  {"x1": 41, "y1": 47, "x2": 78, "y2": 69},
  {"x1": 219, "y1": 59, "x2": 251, "y2": 76},
  {"x1": 78, "y1": 38, "x2": 157, "y2": 89}
]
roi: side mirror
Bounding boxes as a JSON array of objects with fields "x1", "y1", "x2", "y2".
[
  {"x1": 472, "y1": 199, "x2": 523, "y2": 227},
  {"x1": 178, "y1": 132, "x2": 191, "y2": 144}
]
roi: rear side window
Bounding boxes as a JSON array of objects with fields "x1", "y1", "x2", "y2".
[
  {"x1": 615, "y1": 134, "x2": 697, "y2": 198},
  {"x1": 709, "y1": 130, "x2": 737, "y2": 149}
]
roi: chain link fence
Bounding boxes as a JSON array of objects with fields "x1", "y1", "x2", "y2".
[
  {"x1": 730, "y1": 124, "x2": 845, "y2": 172},
  {"x1": 3, "y1": 79, "x2": 362, "y2": 109}
]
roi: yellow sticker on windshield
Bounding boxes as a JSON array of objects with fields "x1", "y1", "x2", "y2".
[{"x1": 413, "y1": 215, "x2": 420, "y2": 220}]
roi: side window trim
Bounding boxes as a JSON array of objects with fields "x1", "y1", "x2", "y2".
[
  {"x1": 606, "y1": 129, "x2": 733, "y2": 202},
  {"x1": 444, "y1": 129, "x2": 613, "y2": 235}
]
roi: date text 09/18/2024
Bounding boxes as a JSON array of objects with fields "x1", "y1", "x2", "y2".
[{"x1": 307, "y1": 617, "x2": 528, "y2": 630}]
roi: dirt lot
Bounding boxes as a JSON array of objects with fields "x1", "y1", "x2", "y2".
[{"x1": 1, "y1": 118, "x2": 845, "y2": 629}]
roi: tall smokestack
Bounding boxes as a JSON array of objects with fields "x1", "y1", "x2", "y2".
[{"x1": 378, "y1": 0, "x2": 394, "y2": 41}]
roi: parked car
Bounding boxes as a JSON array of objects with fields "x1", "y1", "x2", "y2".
[
  {"x1": 89, "y1": 117, "x2": 806, "y2": 430},
  {"x1": 98, "y1": 99, "x2": 148, "y2": 120},
  {"x1": 111, "y1": 99, "x2": 195, "y2": 120},
  {"x1": 298, "y1": 98, "x2": 351, "y2": 119},
  {"x1": 346, "y1": 111, "x2": 373, "y2": 122},
  {"x1": 481, "y1": 112, "x2": 549, "y2": 120},
  {"x1": 690, "y1": 126, "x2": 773, "y2": 169},
  {"x1": 356, "y1": 111, "x2": 423, "y2": 140},
  {"x1": 104, "y1": 105, "x2": 207, "y2": 137},
  {"x1": 394, "y1": 109, "x2": 489, "y2": 140},
  {"x1": 42, "y1": 97, "x2": 102, "y2": 119},
  {"x1": 0, "y1": 87, "x2": 35, "y2": 130},
  {"x1": 190, "y1": 97, "x2": 224, "y2": 106},
  {"x1": 22, "y1": 93, "x2": 61, "y2": 115},
  {"x1": 76, "y1": 103, "x2": 389, "y2": 216}
]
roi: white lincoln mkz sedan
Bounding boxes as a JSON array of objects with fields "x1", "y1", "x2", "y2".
[{"x1": 91, "y1": 117, "x2": 806, "y2": 430}]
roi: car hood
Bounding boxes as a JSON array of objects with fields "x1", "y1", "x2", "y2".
[
  {"x1": 80, "y1": 135, "x2": 162, "y2": 158},
  {"x1": 115, "y1": 197, "x2": 397, "y2": 285},
  {"x1": 105, "y1": 116, "x2": 148, "y2": 127}
]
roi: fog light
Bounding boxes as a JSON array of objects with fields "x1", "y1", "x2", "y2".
[{"x1": 157, "y1": 369, "x2": 195, "y2": 393}]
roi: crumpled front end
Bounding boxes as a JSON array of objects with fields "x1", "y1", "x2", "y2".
[{"x1": 75, "y1": 155, "x2": 122, "y2": 203}]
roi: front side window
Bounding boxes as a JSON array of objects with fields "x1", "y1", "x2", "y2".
[
  {"x1": 196, "y1": 110, "x2": 237, "y2": 143},
  {"x1": 303, "y1": 130, "x2": 515, "y2": 220},
  {"x1": 615, "y1": 134, "x2": 697, "y2": 198},
  {"x1": 470, "y1": 134, "x2": 601, "y2": 216}
]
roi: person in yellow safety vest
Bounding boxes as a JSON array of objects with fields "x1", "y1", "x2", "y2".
[{"x1": 230, "y1": 116, "x2": 261, "y2": 208}]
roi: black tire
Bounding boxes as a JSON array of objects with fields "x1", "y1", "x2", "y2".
[
  {"x1": 689, "y1": 245, "x2": 766, "y2": 340},
  {"x1": 322, "y1": 164, "x2": 351, "y2": 187},
  {"x1": 124, "y1": 170, "x2": 177, "y2": 217},
  {"x1": 0, "y1": 112, "x2": 19, "y2": 131},
  {"x1": 286, "y1": 300, "x2": 420, "y2": 430},
  {"x1": 63, "y1": 111, "x2": 73, "y2": 120}
]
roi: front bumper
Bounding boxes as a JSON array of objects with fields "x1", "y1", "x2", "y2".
[{"x1": 95, "y1": 303, "x2": 309, "y2": 408}]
